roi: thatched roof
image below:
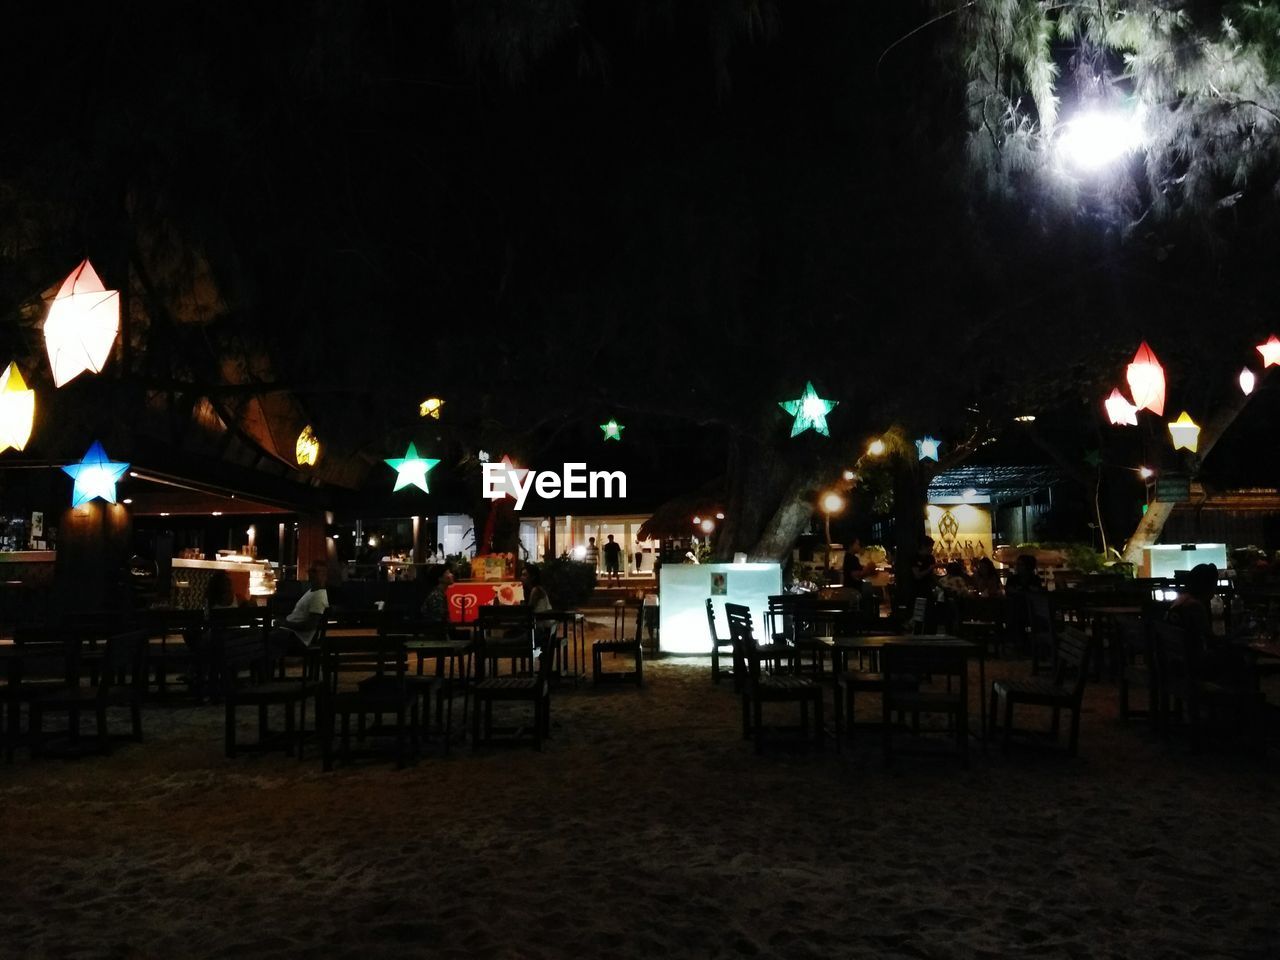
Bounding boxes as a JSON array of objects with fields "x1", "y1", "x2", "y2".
[{"x1": 638, "y1": 493, "x2": 725, "y2": 541}]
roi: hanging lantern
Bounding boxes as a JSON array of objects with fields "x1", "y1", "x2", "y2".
[
  {"x1": 914, "y1": 437, "x2": 940, "y2": 461},
  {"x1": 1257, "y1": 335, "x2": 1280, "y2": 368},
  {"x1": 384, "y1": 442, "x2": 440, "y2": 493},
  {"x1": 1125, "y1": 341, "x2": 1165, "y2": 416},
  {"x1": 0, "y1": 363, "x2": 35, "y2": 453},
  {"x1": 1239, "y1": 368, "x2": 1257, "y2": 396},
  {"x1": 1104, "y1": 388, "x2": 1139, "y2": 426},
  {"x1": 779, "y1": 382, "x2": 837, "y2": 437},
  {"x1": 43, "y1": 260, "x2": 120, "y2": 388},
  {"x1": 295, "y1": 425, "x2": 320, "y2": 466},
  {"x1": 419, "y1": 397, "x2": 445, "y2": 419},
  {"x1": 1167, "y1": 412, "x2": 1201, "y2": 453},
  {"x1": 62, "y1": 441, "x2": 129, "y2": 506},
  {"x1": 599, "y1": 418, "x2": 625, "y2": 441}
]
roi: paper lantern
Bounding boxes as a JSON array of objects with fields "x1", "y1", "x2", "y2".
[
  {"x1": 1257, "y1": 335, "x2": 1280, "y2": 368},
  {"x1": 600, "y1": 418, "x2": 625, "y2": 441},
  {"x1": 384, "y1": 442, "x2": 440, "y2": 493},
  {"x1": 43, "y1": 260, "x2": 120, "y2": 388},
  {"x1": 419, "y1": 397, "x2": 445, "y2": 419},
  {"x1": 62, "y1": 441, "x2": 129, "y2": 506},
  {"x1": 779, "y1": 382, "x2": 837, "y2": 438},
  {"x1": 0, "y1": 363, "x2": 35, "y2": 452},
  {"x1": 915, "y1": 437, "x2": 940, "y2": 461},
  {"x1": 1104, "y1": 388, "x2": 1138, "y2": 426},
  {"x1": 1167, "y1": 411, "x2": 1201, "y2": 453},
  {"x1": 295, "y1": 425, "x2": 320, "y2": 466},
  {"x1": 1125, "y1": 342, "x2": 1165, "y2": 416},
  {"x1": 1239, "y1": 368, "x2": 1256, "y2": 396}
]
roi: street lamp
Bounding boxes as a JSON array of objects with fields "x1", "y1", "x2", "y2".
[
  {"x1": 1057, "y1": 107, "x2": 1145, "y2": 172},
  {"x1": 819, "y1": 490, "x2": 845, "y2": 571}
]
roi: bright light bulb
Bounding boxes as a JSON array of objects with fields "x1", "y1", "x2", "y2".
[
  {"x1": 842, "y1": 469, "x2": 855, "y2": 481},
  {"x1": 821, "y1": 492, "x2": 845, "y2": 514},
  {"x1": 1240, "y1": 368, "x2": 1256, "y2": 396},
  {"x1": 867, "y1": 439, "x2": 886, "y2": 457},
  {"x1": 700, "y1": 519, "x2": 715, "y2": 534},
  {"x1": 1058, "y1": 109, "x2": 1145, "y2": 171},
  {"x1": 1139, "y1": 467, "x2": 1154, "y2": 480}
]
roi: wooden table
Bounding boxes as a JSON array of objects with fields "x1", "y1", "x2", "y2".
[
  {"x1": 404, "y1": 637, "x2": 473, "y2": 752},
  {"x1": 538, "y1": 610, "x2": 586, "y2": 682},
  {"x1": 829, "y1": 634, "x2": 986, "y2": 742}
]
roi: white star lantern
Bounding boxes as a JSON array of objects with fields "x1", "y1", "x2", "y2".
[
  {"x1": 62, "y1": 441, "x2": 129, "y2": 506},
  {"x1": 44, "y1": 260, "x2": 120, "y2": 388},
  {"x1": 1167, "y1": 412, "x2": 1201, "y2": 453},
  {"x1": 0, "y1": 363, "x2": 35, "y2": 453},
  {"x1": 1257, "y1": 335, "x2": 1280, "y2": 368},
  {"x1": 1104, "y1": 388, "x2": 1139, "y2": 426},
  {"x1": 384, "y1": 442, "x2": 440, "y2": 493},
  {"x1": 915, "y1": 437, "x2": 941, "y2": 461}
]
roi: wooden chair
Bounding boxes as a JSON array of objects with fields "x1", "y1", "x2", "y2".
[
  {"x1": 472, "y1": 621, "x2": 555, "y2": 750},
  {"x1": 222, "y1": 624, "x2": 321, "y2": 759},
  {"x1": 989, "y1": 625, "x2": 1092, "y2": 756},
  {"x1": 957, "y1": 595, "x2": 1006, "y2": 659},
  {"x1": 1027, "y1": 593, "x2": 1055, "y2": 674},
  {"x1": 705, "y1": 599, "x2": 737, "y2": 687},
  {"x1": 726, "y1": 603, "x2": 822, "y2": 754},
  {"x1": 1115, "y1": 614, "x2": 1156, "y2": 723},
  {"x1": 832, "y1": 647, "x2": 919, "y2": 749},
  {"x1": 29, "y1": 630, "x2": 147, "y2": 757},
  {"x1": 319, "y1": 634, "x2": 415, "y2": 770},
  {"x1": 137, "y1": 608, "x2": 204, "y2": 699},
  {"x1": 881, "y1": 642, "x2": 969, "y2": 768},
  {"x1": 593, "y1": 600, "x2": 643, "y2": 686},
  {"x1": 1151, "y1": 620, "x2": 1260, "y2": 752},
  {"x1": 476, "y1": 606, "x2": 538, "y2": 679},
  {"x1": 906, "y1": 597, "x2": 929, "y2": 634},
  {"x1": 3, "y1": 639, "x2": 76, "y2": 761}
]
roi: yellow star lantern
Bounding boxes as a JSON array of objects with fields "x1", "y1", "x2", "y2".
[
  {"x1": 295, "y1": 424, "x2": 320, "y2": 466},
  {"x1": 419, "y1": 397, "x2": 445, "y2": 419},
  {"x1": 1256, "y1": 335, "x2": 1280, "y2": 368},
  {"x1": 0, "y1": 363, "x2": 35, "y2": 453},
  {"x1": 44, "y1": 259, "x2": 120, "y2": 388},
  {"x1": 1167, "y1": 411, "x2": 1201, "y2": 452}
]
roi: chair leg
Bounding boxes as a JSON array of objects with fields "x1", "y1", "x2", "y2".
[
  {"x1": 30, "y1": 705, "x2": 43, "y2": 758},
  {"x1": 396, "y1": 707, "x2": 405, "y2": 770},
  {"x1": 741, "y1": 693, "x2": 751, "y2": 740},
  {"x1": 284, "y1": 703, "x2": 296, "y2": 757},
  {"x1": 882, "y1": 693, "x2": 892, "y2": 768},
  {"x1": 131, "y1": 700, "x2": 143, "y2": 742},
  {"x1": 753, "y1": 698, "x2": 764, "y2": 754},
  {"x1": 97, "y1": 705, "x2": 110, "y2": 755},
  {"x1": 1068, "y1": 706, "x2": 1082, "y2": 757},
  {"x1": 471, "y1": 695, "x2": 482, "y2": 751},
  {"x1": 226, "y1": 700, "x2": 237, "y2": 758},
  {"x1": 832, "y1": 685, "x2": 844, "y2": 749},
  {"x1": 1003, "y1": 697, "x2": 1014, "y2": 755},
  {"x1": 1050, "y1": 707, "x2": 1061, "y2": 741},
  {"x1": 989, "y1": 687, "x2": 999, "y2": 740},
  {"x1": 814, "y1": 696, "x2": 824, "y2": 748}
]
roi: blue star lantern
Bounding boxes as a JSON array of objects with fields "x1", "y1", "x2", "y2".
[
  {"x1": 385, "y1": 442, "x2": 440, "y2": 493},
  {"x1": 62, "y1": 441, "x2": 129, "y2": 506},
  {"x1": 779, "y1": 382, "x2": 838, "y2": 438},
  {"x1": 915, "y1": 437, "x2": 941, "y2": 462}
]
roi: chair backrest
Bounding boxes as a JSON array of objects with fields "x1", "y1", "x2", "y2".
[
  {"x1": 1028, "y1": 592, "x2": 1054, "y2": 640},
  {"x1": 321, "y1": 634, "x2": 408, "y2": 693},
  {"x1": 960, "y1": 595, "x2": 1005, "y2": 625},
  {"x1": 705, "y1": 599, "x2": 728, "y2": 646},
  {"x1": 724, "y1": 603, "x2": 761, "y2": 682},
  {"x1": 9, "y1": 639, "x2": 77, "y2": 685},
  {"x1": 96, "y1": 630, "x2": 149, "y2": 698},
  {"x1": 881, "y1": 641, "x2": 968, "y2": 690},
  {"x1": 1150, "y1": 620, "x2": 1194, "y2": 695},
  {"x1": 221, "y1": 628, "x2": 271, "y2": 681},
  {"x1": 908, "y1": 597, "x2": 928, "y2": 634},
  {"x1": 765, "y1": 595, "x2": 797, "y2": 643},
  {"x1": 1051, "y1": 626, "x2": 1092, "y2": 697}
]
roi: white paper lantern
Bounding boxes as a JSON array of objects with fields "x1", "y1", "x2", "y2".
[
  {"x1": 44, "y1": 260, "x2": 120, "y2": 387},
  {"x1": 1239, "y1": 368, "x2": 1256, "y2": 396},
  {"x1": 1125, "y1": 341, "x2": 1165, "y2": 416}
]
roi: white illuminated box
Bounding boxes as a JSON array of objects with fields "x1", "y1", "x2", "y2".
[
  {"x1": 1142, "y1": 543, "x2": 1228, "y2": 579},
  {"x1": 659, "y1": 562, "x2": 782, "y2": 655}
]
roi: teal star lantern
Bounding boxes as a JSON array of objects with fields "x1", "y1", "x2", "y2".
[
  {"x1": 915, "y1": 437, "x2": 941, "y2": 462},
  {"x1": 62, "y1": 441, "x2": 129, "y2": 506},
  {"x1": 779, "y1": 382, "x2": 837, "y2": 438},
  {"x1": 385, "y1": 442, "x2": 440, "y2": 493},
  {"x1": 600, "y1": 418, "x2": 625, "y2": 441}
]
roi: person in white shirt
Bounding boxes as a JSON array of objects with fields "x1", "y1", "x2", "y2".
[{"x1": 270, "y1": 562, "x2": 330, "y2": 653}]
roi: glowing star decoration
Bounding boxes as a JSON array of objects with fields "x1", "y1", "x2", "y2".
[
  {"x1": 1167, "y1": 412, "x2": 1201, "y2": 453},
  {"x1": 43, "y1": 260, "x2": 120, "y2": 388},
  {"x1": 1239, "y1": 368, "x2": 1257, "y2": 396},
  {"x1": 1257, "y1": 336, "x2": 1280, "y2": 368},
  {"x1": 295, "y1": 424, "x2": 320, "y2": 466},
  {"x1": 0, "y1": 363, "x2": 35, "y2": 453},
  {"x1": 1104, "y1": 388, "x2": 1139, "y2": 426},
  {"x1": 915, "y1": 437, "x2": 941, "y2": 461},
  {"x1": 419, "y1": 397, "x2": 445, "y2": 419},
  {"x1": 384, "y1": 442, "x2": 440, "y2": 493},
  {"x1": 61, "y1": 441, "x2": 129, "y2": 507},
  {"x1": 600, "y1": 418, "x2": 624, "y2": 441},
  {"x1": 1125, "y1": 342, "x2": 1165, "y2": 416},
  {"x1": 485, "y1": 455, "x2": 530, "y2": 500},
  {"x1": 779, "y1": 382, "x2": 837, "y2": 438}
]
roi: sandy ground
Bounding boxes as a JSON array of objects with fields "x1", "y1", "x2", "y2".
[{"x1": 2, "y1": 619, "x2": 1279, "y2": 960}]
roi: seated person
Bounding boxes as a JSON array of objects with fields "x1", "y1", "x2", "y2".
[
  {"x1": 421, "y1": 568, "x2": 455, "y2": 624},
  {"x1": 970, "y1": 557, "x2": 1003, "y2": 598},
  {"x1": 269, "y1": 562, "x2": 329, "y2": 655},
  {"x1": 1004, "y1": 554, "x2": 1043, "y2": 595},
  {"x1": 939, "y1": 560, "x2": 972, "y2": 597},
  {"x1": 1167, "y1": 562, "x2": 1246, "y2": 687}
]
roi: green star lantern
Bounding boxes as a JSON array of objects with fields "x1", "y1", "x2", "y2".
[
  {"x1": 779, "y1": 382, "x2": 837, "y2": 438},
  {"x1": 385, "y1": 442, "x2": 440, "y2": 493},
  {"x1": 600, "y1": 418, "x2": 624, "y2": 441}
]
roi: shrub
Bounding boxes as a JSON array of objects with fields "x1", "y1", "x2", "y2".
[{"x1": 537, "y1": 557, "x2": 598, "y2": 608}]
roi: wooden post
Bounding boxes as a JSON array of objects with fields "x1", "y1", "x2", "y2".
[{"x1": 53, "y1": 501, "x2": 133, "y2": 614}]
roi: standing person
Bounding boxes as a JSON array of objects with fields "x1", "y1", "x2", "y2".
[
  {"x1": 584, "y1": 536, "x2": 600, "y2": 572},
  {"x1": 269, "y1": 562, "x2": 329, "y2": 655},
  {"x1": 602, "y1": 534, "x2": 622, "y2": 582},
  {"x1": 842, "y1": 538, "x2": 868, "y2": 587}
]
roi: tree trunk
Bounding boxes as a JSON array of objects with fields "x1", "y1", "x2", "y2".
[
  {"x1": 715, "y1": 434, "x2": 793, "y2": 561},
  {"x1": 891, "y1": 458, "x2": 928, "y2": 611},
  {"x1": 750, "y1": 473, "x2": 815, "y2": 561}
]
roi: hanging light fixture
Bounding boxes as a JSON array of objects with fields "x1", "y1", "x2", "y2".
[
  {"x1": 779, "y1": 382, "x2": 837, "y2": 437},
  {"x1": 295, "y1": 424, "x2": 320, "y2": 466},
  {"x1": 43, "y1": 260, "x2": 120, "y2": 387},
  {"x1": 914, "y1": 437, "x2": 940, "y2": 461},
  {"x1": 1167, "y1": 412, "x2": 1201, "y2": 453},
  {"x1": 1104, "y1": 388, "x2": 1139, "y2": 426},
  {"x1": 1125, "y1": 342, "x2": 1165, "y2": 416},
  {"x1": 0, "y1": 363, "x2": 35, "y2": 453},
  {"x1": 62, "y1": 441, "x2": 129, "y2": 506},
  {"x1": 419, "y1": 397, "x2": 445, "y2": 419},
  {"x1": 1239, "y1": 368, "x2": 1257, "y2": 396},
  {"x1": 384, "y1": 442, "x2": 440, "y2": 493},
  {"x1": 599, "y1": 418, "x2": 625, "y2": 441},
  {"x1": 1256, "y1": 335, "x2": 1280, "y2": 368}
]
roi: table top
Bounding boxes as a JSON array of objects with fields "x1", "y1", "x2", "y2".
[
  {"x1": 830, "y1": 633, "x2": 973, "y2": 650},
  {"x1": 404, "y1": 639, "x2": 473, "y2": 656}
]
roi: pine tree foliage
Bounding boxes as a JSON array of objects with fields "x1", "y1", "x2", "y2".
[{"x1": 938, "y1": 0, "x2": 1280, "y2": 231}]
